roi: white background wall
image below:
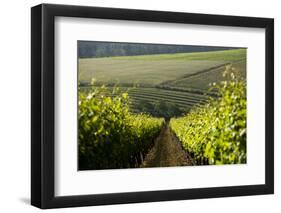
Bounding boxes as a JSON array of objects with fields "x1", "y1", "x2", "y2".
[{"x1": 0, "y1": 0, "x2": 279, "y2": 212}]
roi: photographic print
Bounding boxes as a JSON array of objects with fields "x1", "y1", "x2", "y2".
[
  {"x1": 78, "y1": 41, "x2": 247, "y2": 170},
  {"x1": 31, "y1": 4, "x2": 274, "y2": 208}
]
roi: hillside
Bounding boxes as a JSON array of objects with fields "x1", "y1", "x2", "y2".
[
  {"x1": 79, "y1": 48, "x2": 246, "y2": 118},
  {"x1": 79, "y1": 48, "x2": 246, "y2": 87}
]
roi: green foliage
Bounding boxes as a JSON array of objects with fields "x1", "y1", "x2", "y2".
[
  {"x1": 78, "y1": 86, "x2": 164, "y2": 170},
  {"x1": 152, "y1": 100, "x2": 183, "y2": 119},
  {"x1": 170, "y1": 66, "x2": 246, "y2": 165}
]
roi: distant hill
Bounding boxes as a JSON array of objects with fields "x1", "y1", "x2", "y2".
[
  {"x1": 78, "y1": 41, "x2": 240, "y2": 58},
  {"x1": 78, "y1": 48, "x2": 246, "y2": 87}
]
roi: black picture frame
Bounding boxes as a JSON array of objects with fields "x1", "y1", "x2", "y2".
[{"x1": 31, "y1": 3, "x2": 274, "y2": 209}]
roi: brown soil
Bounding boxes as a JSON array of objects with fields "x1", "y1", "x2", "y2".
[{"x1": 141, "y1": 123, "x2": 193, "y2": 168}]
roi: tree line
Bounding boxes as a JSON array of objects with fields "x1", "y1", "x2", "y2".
[{"x1": 78, "y1": 41, "x2": 238, "y2": 58}]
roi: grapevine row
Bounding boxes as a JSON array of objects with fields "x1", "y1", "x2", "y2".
[
  {"x1": 170, "y1": 68, "x2": 246, "y2": 165},
  {"x1": 78, "y1": 86, "x2": 164, "y2": 170}
]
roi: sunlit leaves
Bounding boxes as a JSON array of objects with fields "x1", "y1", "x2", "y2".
[
  {"x1": 78, "y1": 85, "x2": 164, "y2": 170},
  {"x1": 170, "y1": 69, "x2": 246, "y2": 165}
]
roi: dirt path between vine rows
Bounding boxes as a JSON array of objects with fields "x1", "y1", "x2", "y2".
[{"x1": 141, "y1": 123, "x2": 193, "y2": 168}]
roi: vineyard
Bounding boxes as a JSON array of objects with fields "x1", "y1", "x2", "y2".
[
  {"x1": 79, "y1": 49, "x2": 246, "y2": 118},
  {"x1": 170, "y1": 66, "x2": 247, "y2": 165},
  {"x1": 165, "y1": 60, "x2": 246, "y2": 90},
  {"x1": 78, "y1": 47, "x2": 247, "y2": 170},
  {"x1": 78, "y1": 86, "x2": 164, "y2": 170}
]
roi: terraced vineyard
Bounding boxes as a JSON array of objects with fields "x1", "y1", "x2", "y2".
[
  {"x1": 79, "y1": 49, "x2": 246, "y2": 117},
  {"x1": 164, "y1": 60, "x2": 246, "y2": 90},
  {"x1": 127, "y1": 88, "x2": 207, "y2": 113},
  {"x1": 80, "y1": 86, "x2": 208, "y2": 117}
]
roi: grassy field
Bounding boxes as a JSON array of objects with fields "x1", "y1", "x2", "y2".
[
  {"x1": 79, "y1": 48, "x2": 246, "y2": 117},
  {"x1": 79, "y1": 59, "x2": 226, "y2": 86},
  {"x1": 79, "y1": 49, "x2": 246, "y2": 86},
  {"x1": 93, "y1": 48, "x2": 246, "y2": 61}
]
